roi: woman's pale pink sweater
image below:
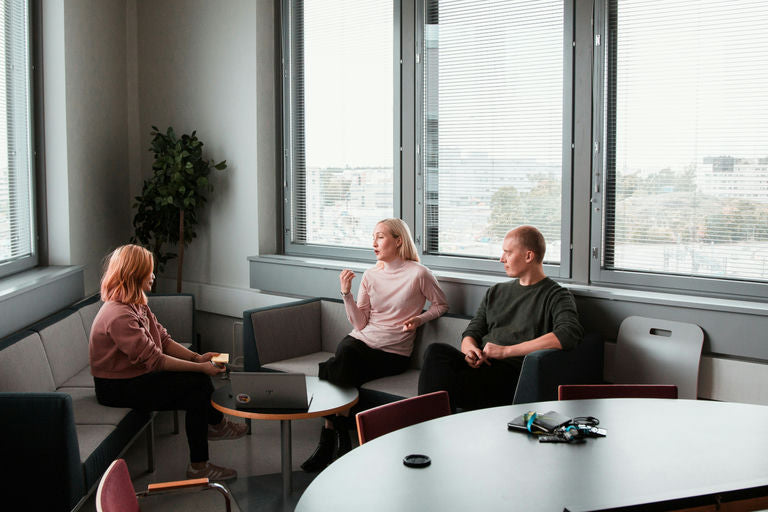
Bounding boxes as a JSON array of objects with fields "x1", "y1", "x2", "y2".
[{"x1": 343, "y1": 259, "x2": 448, "y2": 356}]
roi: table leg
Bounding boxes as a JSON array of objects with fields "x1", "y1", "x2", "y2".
[{"x1": 281, "y1": 419, "x2": 292, "y2": 499}]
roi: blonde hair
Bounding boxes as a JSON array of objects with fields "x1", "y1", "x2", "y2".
[
  {"x1": 376, "y1": 218, "x2": 419, "y2": 263},
  {"x1": 100, "y1": 244, "x2": 154, "y2": 305}
]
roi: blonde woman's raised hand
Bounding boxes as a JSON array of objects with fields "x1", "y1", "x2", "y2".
[{"x1": 339, "y1": 269, "x2": 356, "y2": 295}]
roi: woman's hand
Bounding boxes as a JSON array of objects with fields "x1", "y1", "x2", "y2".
[
  {"x1": 402, "y1": 316, "x2": 423, "y2": 332},
  {"x1": 194, "y1": 352, "x2": 218, "y2": 363},
  {"x1": 339, "y1": 269, "x2": 356, "y2": 295},
  {"x1": 201, "y1": 360, "x2": 226, "y2": 376}
]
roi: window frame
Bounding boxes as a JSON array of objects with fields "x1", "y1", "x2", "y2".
[
  {"x1": 413, "y1": 0, "x2": 575, "y2": 278},
  {"x1": 280, "y1": 0, "x2": 403, "y2": 261},
  {"x1": 589, "y1": 0, "x2": 768, "y2": 301},
  {"x1": 0, "y1": 0, "x2": 37, "y2": 279}
]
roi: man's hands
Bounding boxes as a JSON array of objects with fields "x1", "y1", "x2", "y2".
[
  {"x1": 461, "y1": 338, "x2": 519, "y2": 368},
  {"x1": 481, "y1": 342, "x2": 510, "y2": 360},
  {"x1": 461, "y1": 337, "x2": 489, "y2": 368}
]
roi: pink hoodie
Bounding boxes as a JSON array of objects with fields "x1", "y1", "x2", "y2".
[{"x1": 89, "y1": 301, "x2": 171, "y2": 379}]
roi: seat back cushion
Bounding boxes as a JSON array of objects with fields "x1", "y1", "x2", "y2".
[
  {"x1": 250, "y1": 301, "x2": 322, "y2": 365},
  {"x1": 147, "y1": 295, "x2": 194, "y2": 344},
  {"x1": 0, "y1": 331, "x2": 56, "y2": 392},
  {"x1": 35, "y1": 310, "x2": 90, "y2": 388},
  {"x1": 77, "y1": 300, "x2": 103, "y2": 341},
  {"x1": 320, "y1": 300, "x2": 352, "y2": 353},
  {"x1": 411, "y1": 314, "x2": 470, "y2": 369}
]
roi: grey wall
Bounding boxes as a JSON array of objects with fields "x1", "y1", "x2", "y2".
[
  {"x1": 42, "y1": 0, "x2": 131, "y2": 293},
  {"x1": 134, "y1": 0, "x2": 277, "y2": 289}
]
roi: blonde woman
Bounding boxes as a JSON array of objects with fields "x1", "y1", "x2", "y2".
[
  {"x1": 302, "y1": 219, "x2": 448, "y2": 472},
  {"x1": 89, "y1": 244, "x2": 246, "y2": 481}
]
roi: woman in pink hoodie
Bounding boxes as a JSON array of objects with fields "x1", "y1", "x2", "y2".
[{"x1": 89, "y1": 244, "x2": 245, "y2": 481}]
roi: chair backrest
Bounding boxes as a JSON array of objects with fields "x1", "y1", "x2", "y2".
[
  {"x1": 558, "y1": 384, "x2": 678, "y2": 400},
  {"x1": 356, "y1": 390, "x2": 451, "y2": 445},
  {"x1": 613, "y1": 316, "x2": 703, "y2": 399},
  {"x1": 96, "y1": 459, "x2": 140, "y2": 512}
]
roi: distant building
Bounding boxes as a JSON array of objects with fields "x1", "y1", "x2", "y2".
[{"x1": 696, "y1": 156, "x2": 768, "y2": 202}]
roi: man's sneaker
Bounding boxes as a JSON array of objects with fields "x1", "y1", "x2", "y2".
[
  {"x1": 208, "y1": 419, "x2": 247, "y2": 441},
  {"x1": 186, "y1": 462, "x2": 237, "y2": 481}
]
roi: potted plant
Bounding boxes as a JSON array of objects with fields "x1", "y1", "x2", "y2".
[{"x1": 132, "y1": 126, "x2": 227, "y2": 292}]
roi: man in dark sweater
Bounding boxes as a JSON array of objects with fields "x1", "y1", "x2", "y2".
[{"x1": 418, "y1": 225, "x2": 583, "y2": 411}]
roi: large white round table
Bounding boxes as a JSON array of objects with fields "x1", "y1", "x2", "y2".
[{"x1": 296, "y1": 398, "x2": 768, "y2": 511}]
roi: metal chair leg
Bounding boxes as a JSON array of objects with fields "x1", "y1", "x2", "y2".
[{"x1": 147, "y1": 418, "x2": 156, "y2": 473}]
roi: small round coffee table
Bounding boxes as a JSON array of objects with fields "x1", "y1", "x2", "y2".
[{"x1": 211, "y1": 375, "x2": 358, "y2": 501}]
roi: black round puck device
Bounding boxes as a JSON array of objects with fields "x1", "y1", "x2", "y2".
[{"x1": 403, "y1": 454, "x2": 431, "y2": 468}]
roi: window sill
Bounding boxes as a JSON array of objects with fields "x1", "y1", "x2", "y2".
[
  {"x1": 0, "y1": 266, "x2": 84, "y2": 338},
  {"x1": 249, "y1": 254, "x2": 768, "y2": 317}
]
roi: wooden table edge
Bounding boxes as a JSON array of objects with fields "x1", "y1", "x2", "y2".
[{"x1": 211, "y1": 392, "x2": 359, "y2": 421}]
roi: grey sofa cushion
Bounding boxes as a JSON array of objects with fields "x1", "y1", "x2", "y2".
[
  {"x1": 76, "y1": 300, "x2": 103, "y2": 341},
  {"x1": 361, "y1": 369, "x2": 420, "y2": 398},
  {"x1": 251, "y1": 301, "x2": 322, "y2": 365},
  {"x1": 60, "y1": 366, "x2": 94, "y2": 388},
  {"x1": 262, "y1": 352, "x2": 334, "y2": 376},
  {"x1": 0, "y1": 332, "x2": 56, "y2": 392},
  {"x1": 411, "y1": 314, "x2": 469, "y2": 369},
  {"x1": 320, "y1": 300, "x2": 351, "y2": 353},
  {"x1": 75, "y1": 424, "x2": 116, "y2": 463},
  {"x1": 148, "y1": 294, "x2": 195, "y2": 344},
  {"x1": 58, "y1": 387, "x2": 133, "y2": 425},
  {"x1": 37, "y1": 311, "x2": 90, "y2": 388}
]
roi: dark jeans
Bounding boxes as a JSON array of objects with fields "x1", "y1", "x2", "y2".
[
  {"x1": 319, "y1": 335, "x2": 410, "y2": 388},
  {"x1": 418, "y1": 343, "x2": 523, "y2": 412},
  {"x1": 94, "y1": 371, "x2": 223, "y2": 463}
]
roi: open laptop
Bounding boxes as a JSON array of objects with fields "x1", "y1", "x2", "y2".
[{"x1": 229, "y1": 372, "x2": 311, "y2": 410}]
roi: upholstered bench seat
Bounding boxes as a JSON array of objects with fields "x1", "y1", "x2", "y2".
[{"x1": 244, "y1": 297, "x2": 604, "y2": 410}]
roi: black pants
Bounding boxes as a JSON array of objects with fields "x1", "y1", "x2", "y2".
[
  {"x1": 94, "y1": 371, "x2": 223, "y2": 463},
  {"x1": 319, "y1": 335, "x2": 410, "y2": 388},
  {"x1": 418, "y1": 343, "x2": 523, "y2": 412}
]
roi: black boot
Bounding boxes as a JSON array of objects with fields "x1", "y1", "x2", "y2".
[
  {"x1": 301, "y1": 427, "x2": 335, "y2": 472},
  {"x1": 332, "y1": 416, "x2": 352, "y2": 459}
]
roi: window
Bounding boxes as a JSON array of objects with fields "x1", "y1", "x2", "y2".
[
  {"x1": 283, "y1": 0, "x2": 396, "y2": 256},
  {"x1": 594, "y1": 0, "x2": 768, "y2": 296},
  {"x1": 418, "y1": 0, "x2": 572, "y2": 274},
  {"x1": 0, "y1": 0, "x2": 35, "y2": 278}
]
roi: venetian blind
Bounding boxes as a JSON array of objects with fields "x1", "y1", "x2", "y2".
[
  {"x1": 422, "y1": 0, "x2": 565, "y2": 263},
  {"x1": 288, "y1": 0, "x2": 394, "y2": 249},
  {"x1": 603, "y1": 0, "x2": 768, "y2": 282},
  {"x1": 0, "y1": 0, "x2": 33, "y2": 276}
]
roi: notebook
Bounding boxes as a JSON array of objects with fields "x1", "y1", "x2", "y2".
[{"x1": 229, "y1": 372, "x2": 311, "y2": 410}]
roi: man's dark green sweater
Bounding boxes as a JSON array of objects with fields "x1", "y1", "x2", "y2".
[{"x1": 462, "y1": 277, "x2": 583, "y2": 351}]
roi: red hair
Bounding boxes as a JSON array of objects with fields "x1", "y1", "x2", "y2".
[{"x1": 100, "y1": 245, "x2": 154, "y2": 305}]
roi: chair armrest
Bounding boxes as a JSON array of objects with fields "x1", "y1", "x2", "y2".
[
  {"x1": 243, "y1": 298, "x2": 324, "y2": 371},
  {"x1": 0, "y1": 392, "x2": 85, "y2": 511},
  {"x1": 139, "y1": 478, "x2": 232, "y2": 511},
  {"x1": 512, "y1": 332, "x2": 604, "y2": 404},
  {"x1": 146, "y1": 477, "x2": 210, "y2": 491}
]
